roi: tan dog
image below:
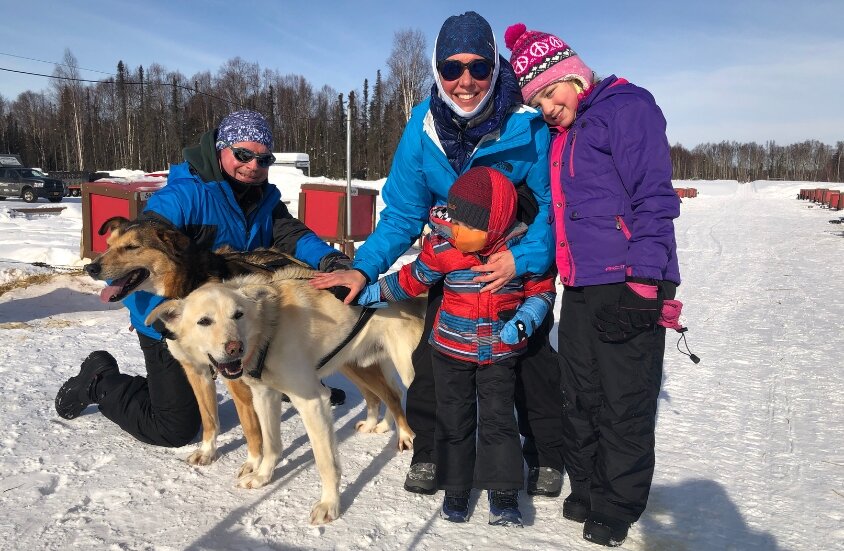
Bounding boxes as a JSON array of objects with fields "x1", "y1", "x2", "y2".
[
  {"x1": 85, "y1": 217, "x2": 421, "y2": 481},
  {"x1": 147, "y1": 270, "x2": 424, "y2": 523}
]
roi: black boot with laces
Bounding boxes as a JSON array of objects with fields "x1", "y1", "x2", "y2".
[
  {"x1": 440, "y1": 489, "x2": 471, "y2": 522},
  {"x1": 488, "y1": 489, "x2": 523, "y2": 527}
]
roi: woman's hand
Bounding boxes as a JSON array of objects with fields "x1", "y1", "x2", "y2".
[
  {"x1": 309, "y1": 269, "x2": 367, "y2": 305},
  {"x1": 470, "y1": 250, "x2": 516, "y2": 294}
]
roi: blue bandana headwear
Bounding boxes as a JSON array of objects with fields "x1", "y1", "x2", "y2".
[
  {"x1": 435, "y1": 11, "x2": 495, "y2": 64},
  {"x1": 215, "y1": 110, "x2": 273, "y2": 150},
  {"x1": 432, "y1": 11, "x2": 501, "y2": 120}
]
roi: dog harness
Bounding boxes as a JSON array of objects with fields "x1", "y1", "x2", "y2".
[{"x1": 315, "y1": 307, "x2": 377, "y2": 370}]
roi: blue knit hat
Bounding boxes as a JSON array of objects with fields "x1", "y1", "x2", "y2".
[
  {"x1": 215, "y1": 110, "x2": 273, "y2": 150},
  {"x1": 435, "y1": 11, "x2": 495, "y2": 64}
]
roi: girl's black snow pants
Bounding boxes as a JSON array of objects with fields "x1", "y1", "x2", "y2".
[{"x1": 557, "y1": 283, "x2": 670, "y2": 524}]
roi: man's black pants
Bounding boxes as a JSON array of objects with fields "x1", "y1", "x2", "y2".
[{"x1": 97, "y1": 333, "x2": 201, "y2": 447}]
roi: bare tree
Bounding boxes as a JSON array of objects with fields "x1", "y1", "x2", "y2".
[
  {"x1": 0, "y1": 95, "x2": 8, "y2": 152},
  {"x1": 52, "y1": 49, "x2": 86, "y2": 170},
  {"x1": 11, "y1": 92, "x2": 51, "y2": 167},
  {"x1": 386, "y1": 29, "x2": 431, "y2": 122},
  {"x1": 216, "y1": 57, "x2": 260, "y2": 109}
]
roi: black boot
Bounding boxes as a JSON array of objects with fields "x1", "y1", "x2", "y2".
[
  {"x1": 564, "y1": 479, "x2": 592, "y2": 522},
  {"x1": 583, "y1": 512, "x2": 630, "y2": 547},
  {"x1": 328, "y1": 385, "x2": 346, "y2": 406},
  {"x1": 563, "y1": 494, "x2": 591, "y2": 523},
  {"x1": 488, "y1": 489, "x2": 523, "y2": 527},
  {"x1": 404, "y1": 462, "x2": 437, "y2": 494},
  {"x1": 55, "y1": 351, "x2": 119, "y2": 420},
  {"x1": 527, "y1": 466, "x2": 563, "y2": 497}
]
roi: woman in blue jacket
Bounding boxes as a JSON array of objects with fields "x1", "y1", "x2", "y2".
[
  {"x1": 56, "y1": 110, "x2": 349, "y2": 446},
  {"x1": 312, "y1": 12, "x2": 567, "y2": 501}
]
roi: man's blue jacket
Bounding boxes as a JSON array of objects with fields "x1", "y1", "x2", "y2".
[{"x1": 124, "y1": 130, "x2": 337, "y2": 338}]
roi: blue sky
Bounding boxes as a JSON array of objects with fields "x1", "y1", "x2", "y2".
[{"x1": 1, "y1": 0, "x2": 842, "y2": 147}]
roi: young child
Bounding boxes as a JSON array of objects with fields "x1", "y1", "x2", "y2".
[
  {"x1": 505, "y1": 24, "x2": 682, "y2": 547},
  {"x1": 357, "y1": 166, "x2": 556, "y2": 527}
]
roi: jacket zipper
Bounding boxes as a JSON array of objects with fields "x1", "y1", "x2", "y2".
[
  {"x1": 568, "y1": 130, "x2": 577, "y2": 178},
  {"x1": 551, "y1": 129, "x2": 575, "y2": 286},
  {"x1": 615, "y1": 215, "x2": 631, "y2": 240}
]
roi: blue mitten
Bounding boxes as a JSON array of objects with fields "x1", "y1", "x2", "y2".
[
  {"x1": 500, "y1": 295, "x2": 550, "y2": 344},
  {"x1": 355, "y1": 282, "x2": 388, "y2": 309}
]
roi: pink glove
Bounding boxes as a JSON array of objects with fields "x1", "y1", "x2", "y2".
[{"x1": 658, "y1": 299, "x2": 685, "y2": 331}]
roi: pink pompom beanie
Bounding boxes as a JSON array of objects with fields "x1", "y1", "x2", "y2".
[{"x1": 504, "y1": 23, "x2": 594, "y2": 103}]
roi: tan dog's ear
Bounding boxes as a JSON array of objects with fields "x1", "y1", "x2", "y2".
[
  {"x1": 239, "y1": 284, "x2": 277, "y2": 304},
  {"x1": 98, "y1": 216, "x2": 130, "y2": 236},
  {"x1": 145, "y1": 299, "x2": 185, "y2": 330}
]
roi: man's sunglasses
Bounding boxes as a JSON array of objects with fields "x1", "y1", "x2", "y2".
[
  {"x1": 437, "y1": 58, "x2": 494, "y2": 82},
  {"x1": 227, "y1": 145, "x2": 276, "y2": 168}
]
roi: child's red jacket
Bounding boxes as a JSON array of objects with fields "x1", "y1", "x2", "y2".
[{"x1": 377, "y1": 206, "x2": 556, "y2": 365}]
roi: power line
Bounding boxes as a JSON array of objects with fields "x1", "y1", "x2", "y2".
[
  {"x1": 0, "y1": 51, "x2": 113, "y2": 75},
  {"x1": 0, "y1": 66, "x2": 243, "y2": 108}
]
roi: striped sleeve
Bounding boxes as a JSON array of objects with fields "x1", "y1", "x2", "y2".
[
  {"x1": 379, "y1": 237, "x2": 445, "y2": 301},
  {"x1": 523, "y1": 270, "x2": 556, "y2": 310}
]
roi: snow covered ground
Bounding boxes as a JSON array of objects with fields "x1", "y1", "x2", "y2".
[{"x1": 0, "y1": 174, "x2": 842, "y2": 550}]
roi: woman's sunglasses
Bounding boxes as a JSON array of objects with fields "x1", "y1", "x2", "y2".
[
  {"x1": 227, "y1": 145, "x2": 276, "y2": 168},
  {"x1": 437, "y1": 58, "x2": 494, "y2": 82}
]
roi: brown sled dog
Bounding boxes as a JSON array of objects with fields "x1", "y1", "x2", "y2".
[{"x1": 84, "y1": 216, "x2": 420, "y2": 479}]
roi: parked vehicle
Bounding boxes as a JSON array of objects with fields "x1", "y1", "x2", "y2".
[
  {"x1": 272, "y1": 152, "x2": 310, "y2": 176},
  {"x1": 48, "y1": 170, "x2": 111, "y2": 197},
  {"x1": 0, "y1": 167, "x2": 65, "y2": 203}
]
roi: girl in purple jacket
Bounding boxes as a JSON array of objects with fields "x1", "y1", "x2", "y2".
[{"x1": 505, "y1": 23, "x2": 682, "y2": 548}]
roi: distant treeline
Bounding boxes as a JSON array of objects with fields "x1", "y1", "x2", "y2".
[
  {"x1": 1, "y1": 44, "x2": 841, "y2": 183},
  {"x1": 670, "y1": 140, "x2": 843, "y2": 183},
  {"x1": 0, "y1": 31, "x2": 432, "y2": 180}
]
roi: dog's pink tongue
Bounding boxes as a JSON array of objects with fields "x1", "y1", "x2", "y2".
[
  {"x1": 100, "y1": 284, "x2": 122, "y2": 303},
  {"x1": 99, "y1": 274, "x2": 131, "y2": 302}
]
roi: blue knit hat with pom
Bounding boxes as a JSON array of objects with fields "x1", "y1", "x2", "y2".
[{"x1": 215, "y1": 110, "x2": 273, "y2": 150}]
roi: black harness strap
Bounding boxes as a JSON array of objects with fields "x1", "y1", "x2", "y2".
[
  {"x1": 247, "y1": 342, "x2": 270, "y2": 379},
  {"x1": 316, "y1": 308, "x2": 377, "y2": 370}
]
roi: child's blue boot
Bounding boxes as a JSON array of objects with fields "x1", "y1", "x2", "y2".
[
  {"x1": 440, "y1": 489, "x2": 471, "y2": 522},
  {"x1": 488, "y1": 489, "x2": 523, "y2": 527}
]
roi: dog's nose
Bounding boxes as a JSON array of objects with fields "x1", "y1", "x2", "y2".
[
  {"x1": 84, "y1": 263, "x2": 101, "y2": 277},
  {"x1": 225, "y1": 340, "x2": 243, "y2": 357}
]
